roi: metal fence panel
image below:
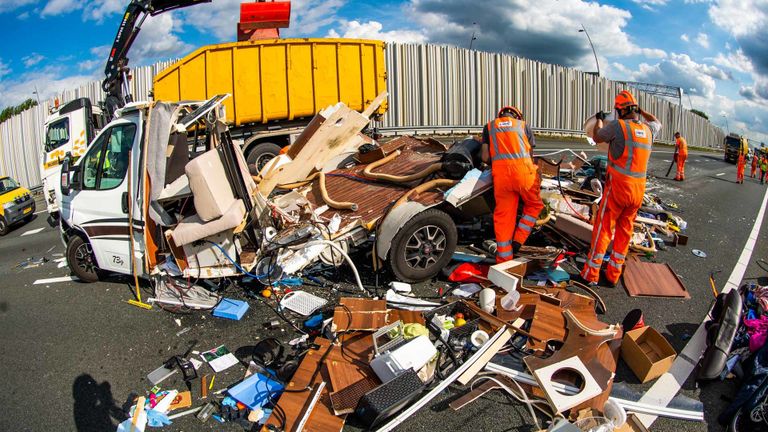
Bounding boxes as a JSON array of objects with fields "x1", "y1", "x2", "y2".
[{"x1": 0, "y1": 44, "x2": 724, "y2": 188}]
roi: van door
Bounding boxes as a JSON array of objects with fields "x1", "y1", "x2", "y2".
[{"x1": 66, "y1": 113, "x2": 143, "y2": 275}]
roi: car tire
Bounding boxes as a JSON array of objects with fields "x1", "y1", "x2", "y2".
[
  {"x1": 0, "y1": 216, "x2": 8, "y2": 236},
  {"x1": 388, "y1": 209, "x2": 458, "y2": 283},
  {"x1": 66, "y1": 235, "x2": 101, "y2": 283},
  {"x1": 246, "y1": 141, "x2": 282, "y2": 175}
]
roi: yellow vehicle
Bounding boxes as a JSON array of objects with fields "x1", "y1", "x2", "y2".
[
  {"x1": 153, "y1": 38, "x2": 387, "y2": 173},
  {"x1": 0, "y1": 176, "x2": 36, "y2": 235}
]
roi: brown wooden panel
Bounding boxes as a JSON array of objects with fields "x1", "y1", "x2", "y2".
[{"x1": 622, "y1": 257, "x2": 690, "y2": 298}]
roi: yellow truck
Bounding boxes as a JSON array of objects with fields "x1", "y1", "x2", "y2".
[
  {"x1": 153, "y1": 38, "x2": 387, "y2": 173},
  {"x1": 0, "y1": 176, "x2": 35, "y2": 235}
]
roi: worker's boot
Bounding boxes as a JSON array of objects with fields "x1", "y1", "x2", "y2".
[{"x1": 512, "y1": 241, "x2": 522, "y2": 256}]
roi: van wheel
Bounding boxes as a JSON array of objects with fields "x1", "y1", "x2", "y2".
[
  {"x1": 66, "y1": 235, "x2": 100, "y2": 283},
  {"x1": 0, "y1": 216, "x2": 8, "y2": 236},
  {"x1": 388, "y1": 209, "x2": 457, "y2": 283},
  {"x1": 246, "y1": 142, "x2": 282, "y2": 175}
]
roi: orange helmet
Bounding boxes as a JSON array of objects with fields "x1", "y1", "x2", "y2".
[
  {"x1": 614, "y1": 90, "x2": 637, "y2": 110},
  {"x1": 498, "y1": 106, "x2": 523, "y2": 120}
]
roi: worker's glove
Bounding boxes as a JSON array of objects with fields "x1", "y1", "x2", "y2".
[
  {"x1": 146, "y1": 409, "x2": 172, "y2": 428},
  {"x1": 595, "y1": 111, "x2": 606, "y2": 121}
]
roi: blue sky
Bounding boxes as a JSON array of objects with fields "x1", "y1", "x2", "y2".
[{"x1": 0, "y1": 0, "x2": 767, "y2": 142}]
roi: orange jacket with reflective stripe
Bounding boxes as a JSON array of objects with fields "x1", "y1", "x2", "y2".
[
  {"x1": 608, "y1": 120, "x2": 653, "y2": 184},
  {"x1": 676, "y1": 137, "x2": 688, "y2": 156},
  {"x1": 487, "y1": 117, "x2": 536, "y2": 179}
]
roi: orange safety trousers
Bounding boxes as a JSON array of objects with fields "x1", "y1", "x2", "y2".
[
  {"x1": 676, "y1": 153, "x2": 687, "y2": 180},
  {"x1": 752, "y1": 158, "x2": 758, "y2": 177},
  {"x1": 493, "y1": 173, "x2": 543, "y2": 262},
  {"x1": 737, "y1": 155, "x2": 745, "y2": 182},
  {"x1": 580, "y1": 177, "x2": 644, "y2": 284}
]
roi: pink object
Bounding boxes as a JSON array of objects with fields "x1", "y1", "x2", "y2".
[{"x1": 744, "y1": 315, "x2": 768, "y2": 352}]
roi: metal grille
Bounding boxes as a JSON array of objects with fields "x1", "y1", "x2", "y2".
[{"x1": 0, "y1": 44, "x2": 725, "y2": 188}]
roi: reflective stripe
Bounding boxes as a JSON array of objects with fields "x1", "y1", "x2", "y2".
[
  {"x1": 497, "y1": 240, "x2": 513, "y2": 247},
  {"x1": 587, "y1": 259, "x2": 601, "y2": 269},
  {"x1": 521, "y1": 215, "x2": 537, "y2": 224},
  {"x1": 497, "y1": 249, "x2": 513, "y2": 258},
  {"x1": 517, "y1": 223, "x2": 532, "y2": 232},
  {"x1": 608, "y1": 160, "x2": 647, "y2": 179},
  {"x1": 493, "y1": 153, "x2": 530, "y2": 161},
  {"x1": 608, "y1": 260, "x2": 622, "y2": 269},
  {"x1": 613, "y1": 252, "x2": 626, "y2": 260},
  {"x1": 489, "y1": 119, "x2": 530, "y2": 161},
  {"x1": 587, "y1": 182, "x2": 612, "y2": 263}
]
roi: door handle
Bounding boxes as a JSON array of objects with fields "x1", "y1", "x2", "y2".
[{"x1": 122, "y1": 192, "x2": 129, "y2": 214}]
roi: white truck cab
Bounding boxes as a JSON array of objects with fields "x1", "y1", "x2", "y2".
[{"x1": 42, "y1": 98, "x2": 104, "y2": 216}]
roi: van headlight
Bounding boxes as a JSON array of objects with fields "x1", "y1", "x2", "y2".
[{"x1": 3, "y1": 202, "x2": 14, "y2": 210}]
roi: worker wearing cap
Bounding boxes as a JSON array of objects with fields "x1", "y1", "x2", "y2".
[
  {"x1": 581, "y1": 91, "x2": 662, "y2": 286},
  {"x1": 674, "y1": 132, "x2": 688, "y2": 181},
  {"x1": 481, "y1": 106, "x2": 544, "y2": 262}
]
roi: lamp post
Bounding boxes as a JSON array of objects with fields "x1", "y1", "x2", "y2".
[
  {"x1": 32, "y1": 85, "x2": 41, "y2": 105},
  {"x1": 469, "y1": 22, "x2": 477, "y2": 50},
  {"x1": 579, "y1": 24, "x2": 600, "y2": 77},
  {"x1": 722, "y1": 114, "x2": 730, "y2": 135}
]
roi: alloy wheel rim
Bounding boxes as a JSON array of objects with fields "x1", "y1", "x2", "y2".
[{"x1": 404, "y1": 225, "x2": 446, "y2": 270}]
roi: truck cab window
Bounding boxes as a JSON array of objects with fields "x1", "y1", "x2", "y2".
[
  {"x1": 45, "y1": 118, "x2": 70, "y2": 152},
  {"x1": 81, "y1": 123, "x2": 137, "y2": 190}
]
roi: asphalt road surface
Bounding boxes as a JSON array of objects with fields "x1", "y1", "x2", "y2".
[{"x1": 1, "y1": 139, "x2": 766, "y2": 432}]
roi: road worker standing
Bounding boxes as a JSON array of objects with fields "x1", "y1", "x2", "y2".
[
  {"x1": 751, "y1": 151, "x2": 758, "y2": 178},
  {"x1": 674, "y1": 132, "x2": 688, "y2": 181},
  {"x1": 481, "y1": 106, "x2": 544, "y2": 262},
  {"x1": 737, "y1": 137, "x2": 748, "y2": 184},
  {"x1": 581, "y1": 91, "x2": 662, "y2": 286}
]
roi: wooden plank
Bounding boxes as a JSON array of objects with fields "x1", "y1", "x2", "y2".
[
  {"x1": 263, "y1": 338, "x2": 345, "y2": 432},
  {"x1": 622, "y1": 257, "x2": 690, "y2": 298}
]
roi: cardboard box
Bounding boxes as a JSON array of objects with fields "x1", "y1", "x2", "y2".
[{"x1": 621, "y1": 326, "x2": 676, "y2": 383}]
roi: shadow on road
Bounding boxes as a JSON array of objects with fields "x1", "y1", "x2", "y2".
[{"x1": 72, "y1": 374, "x2": 126, "y2": 432}]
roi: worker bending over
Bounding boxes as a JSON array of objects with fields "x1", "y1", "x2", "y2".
[
  {"x1": 481, "y1": 106, "x2": 544, "y2": 262},
  {"x1": 581, "y1": 91, "x2": 661, "y2": 286},
  {"x1": 752, "y1": 151, "x2": 758, "y2": 178},
  {"x1": 674, "y1": 132, "x2": 687, "y2": 181}
]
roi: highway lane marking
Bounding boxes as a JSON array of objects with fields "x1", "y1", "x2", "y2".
[
  {"x1": 33, "y1": 276, "x2": 78, "y2": 285},
  {"x1": 636, "y1": 186, "x2": 768, "y2": 428},
  {"x1": 33, "y1": 209, "x2": 47, "y2": 215},
  {"x1": 21, "y1": 227, "x2": 45, "y2": 236},
  {"x1": 716, "y1": 172, "x2": 726, "y2": 176}
]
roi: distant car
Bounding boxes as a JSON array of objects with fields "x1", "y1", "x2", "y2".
[{"x1": 0, "y1": 176, "x2": 35, "y2": 235}]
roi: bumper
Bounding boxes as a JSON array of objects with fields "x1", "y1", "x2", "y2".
[{"x1": 4, "y1": 200, "x2": 35, "y2": 225}]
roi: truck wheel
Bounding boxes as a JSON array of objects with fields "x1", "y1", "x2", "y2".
[
  {"x1": 66, "y1": 235, "x2": 100, "y2": 283},
  {"x1": 388, "y1": 209, "x2": 457, "y2": 283},
  {"x1": 0, "y1": 216, "x2": 8, "y2": 236},
  {"x1": 247, "y1": 142, "x2": 282, "y2": 175}
]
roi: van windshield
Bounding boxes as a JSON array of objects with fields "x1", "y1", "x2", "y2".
[
  {"x1": 45, "y1": 118, "x2": 70, "y2": 152},
  {"x1": 725, "y1": 137, "x2": 741, "y2": 148}
]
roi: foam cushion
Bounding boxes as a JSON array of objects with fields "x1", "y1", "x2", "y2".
[
  {"x1": 185, "y1": 149, "x2": 236, "y2": 222},
  {"x1": 171, "y1": 199, "x2": 245, "y2": 246}
]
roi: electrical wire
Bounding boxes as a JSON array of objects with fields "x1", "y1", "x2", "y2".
[
  {"x1": 470, "y1": 375, "x2": 552, "y2": 429},
  {"x1": 288, "y1": 240, "x2": 370, "y2": 295},
  {"x1": 204, "y1": 240, "x2": 269, "y2": 279}
]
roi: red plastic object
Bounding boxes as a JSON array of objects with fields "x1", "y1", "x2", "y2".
[
  {"x1": 240, "y1": 1, "x2": 291, "y2": 28},
  {"x1": 447, "y1": 263, "x2": 490, "y2": 284},
  {"x1": 237, "y1": 25, "x2": 280, "y2": 41}
]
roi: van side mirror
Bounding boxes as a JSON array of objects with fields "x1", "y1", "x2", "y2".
[{"x1": 60, "y1": 155, "x2": 71, "y2": 196}]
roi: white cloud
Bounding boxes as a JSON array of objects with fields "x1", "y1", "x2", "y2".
[
  {"x1": 21, "y1": 53, "x2": 45, "y2": 68},
  {"x1": 633, "y1": 0, "x2": 669, "y2": 11},
  {"x1": 0, "y1": 58, "x2": 11, "y2": 78},
  {"x1": 695, "y1": 32, "x2": 710, "y2": 49},
  {"x1": 680, "y1": 33, "x2": 689, "y2": 42},
  {"x1": 0, "y1": 0, "x2": 37, "y2": 13},
  {"x1": 179, "y1": 0, "x2": 241, "y2": 41},
  {"x1": 131, "y1": 13, "x2": 190, "y2": 64},
  {"x1": 0, "y1": 66, "x2": 95, "y2": 108},
  {"x1": 632, "y1": 53, "x2": 731, "y2": 98},
  {"x1": 283, "y1": 0, "x2": 346, "y2": 37},
  {"x1": 327, "y1": 20, "x2": 427, "y2": 44},
  {"x1": 711, "y1": 48, "x2": 754, "y2": 74},
  {"x1": 41, "y1": 0, "x2": 77, "y2": 16},
  {"x1": 407, "y1": 0, "x2": 666, "y2": 70}
]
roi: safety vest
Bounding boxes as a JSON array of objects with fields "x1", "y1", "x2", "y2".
[
  {"x1": 608, "y1": 120, "x2": 652, "y2": 182},
  {"x1": 487, "y1": 117, "x2": 534, "y2": 170},
  {"x1": 676, "y1": 137, "x2": 687, "y2": 155}
]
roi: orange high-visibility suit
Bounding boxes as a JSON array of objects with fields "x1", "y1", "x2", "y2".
[
  {"x1": 737, "y1": 154, "x2": 746, "y2": 183},
  {"x1": 487, "y1": 117, "x2": 544, "y2": 262},
  {"x1": 675, "y1": 136, "x2": 688, "y2": 181},
  {"x1": 581, "y1": 120, "x2": 653, "y2": 284},
  {"x1": 752, "y1": 155, "x2": 758, "y2": 178}
]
